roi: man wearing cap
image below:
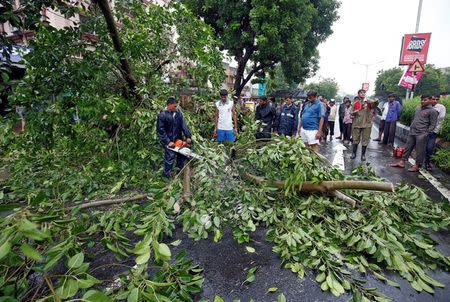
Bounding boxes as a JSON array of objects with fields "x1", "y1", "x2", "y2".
[
  {"x1": 350, "y1": 89, "x2": 377, "y2": 161},
  {"x1": 276, "y1": 94, "x2": 299, "y2": 137},
  {"x1": 381, "y1": 93, "x2": 402, "y2": 146},
  {"x1": 157, "y1": 97, "x2": 192, "y2": 178},
  {"x1": 391, "y1": 95, "x2": 438, "y2": 172},
  {"x1": 255, "y1": 95, "x2": 277, "y2": 140},
  {"x1": 298, "y1": 90, "x2": 324, "y2": 152},
  {"x1": 214, "y1": 89, "x2": 238, "y2": 144}
]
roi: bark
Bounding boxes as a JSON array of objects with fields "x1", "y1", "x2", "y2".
[
  {"x1": 94, "y1": 0, "x2": 142, "y2": 104},
  {"x1": 70, "y1": 194, "x2": 148, "y2": 210},
  {"x1": 242, "y1": 172, "x2": 394, "y2": 193}
]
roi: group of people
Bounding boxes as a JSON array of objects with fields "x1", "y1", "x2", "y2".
[{"x1": 156, "y1": 88, "x2": 446, "y2": 177}]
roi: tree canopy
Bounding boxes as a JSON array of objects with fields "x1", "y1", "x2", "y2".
[
  {"x1": 304, "y1": 77, "x2": 339, "y2": 100},
  {"x1": 183, "y1": 0, "x2": 339, "y2": 97}
]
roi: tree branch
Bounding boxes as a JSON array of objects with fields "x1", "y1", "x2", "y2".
[{"x1": 94, "y1": 0, "x2": 142, "y2": 104}]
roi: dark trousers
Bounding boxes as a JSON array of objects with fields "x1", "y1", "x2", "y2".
[
  {"x1": 382, "y1": 121, "x2": 397, "y2": 144},
  {"x1": 164, "y1": 148, "x2": 186, "y2": 177},
  {"x1": 328, "y1": 121, "x2": 335, "y2": 136},
  {"x1": 425, "y1": 132, "x2": 437, "y2": 165},
  {"x1": 343, "y1": 123, "x2": 352, "y2": 141},
  {"x1": 339, "y1": 118, "x2": 344, "y2": 137},
  {"x1": 402, "y1": 133, "x2": 428, "y2": 166}
]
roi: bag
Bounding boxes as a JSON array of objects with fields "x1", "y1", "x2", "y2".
[{"x1": 393, "y1": 147, "x2": 405, "y2": 158}]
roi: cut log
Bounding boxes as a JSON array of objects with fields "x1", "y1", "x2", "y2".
[
  {"x1": 70, "y1": 194, "x2": 148, "y2": 210},
  {"x1": 242, "y1": 172, "x2": 394, "y2": 193}
]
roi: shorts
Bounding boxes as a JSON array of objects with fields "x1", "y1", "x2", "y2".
[
  {"x1": 217, "y1": 129, "x2": 235, "y2": 143},
  {"x1": 300, "y1": 128, "x2": 319, "y2": 145}
]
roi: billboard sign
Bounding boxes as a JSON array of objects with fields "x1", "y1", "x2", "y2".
[
  {"x1": 398, "y1": 70, "x2": 424, "y2": 90},
  {"x1": 399, "y1": 33, "x2": 431, "y2": 65},
  {"x1": 361, "y1": 83, "x2": 369, "y2": 91}
]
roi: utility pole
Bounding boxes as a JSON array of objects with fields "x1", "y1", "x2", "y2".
[
  {"x1": 407, "y1": 0, "x2": 424, "y2": 100},
  {"x1": 353, "y1": 60, "x2": 384, "y2": 88}
]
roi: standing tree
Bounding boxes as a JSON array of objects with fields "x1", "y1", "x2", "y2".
[
  {"x1": 304, "y1": 77, "x2": 339, "y2": 100},
  {"x1": 184, "y1": 0, "x2": 339, "y2": 97}
]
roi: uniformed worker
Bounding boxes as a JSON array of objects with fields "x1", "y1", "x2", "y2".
[
  {"x1": 275, "y1": 94, "x2": 299, "y2": 137},
  {"x1": 255, "y1": 95, "x2": 277, "y2": 140},
  {"x1": 350, "y1": 89, "x2": 377, "y2": 161}
]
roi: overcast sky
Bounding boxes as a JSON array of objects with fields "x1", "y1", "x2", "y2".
[{"x1": 307, "y1": 0, "x2": 450, "y2": 97}]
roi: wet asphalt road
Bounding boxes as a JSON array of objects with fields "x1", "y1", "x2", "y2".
[{"x1": 166, "y1": 122, "x2": 450, "y2": 301}]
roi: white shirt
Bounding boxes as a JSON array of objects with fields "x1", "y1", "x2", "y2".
[
  {"x1": 329, "y1": 106, "x2": 337, "y2": 121},
  {"x1": 433, "y1": 103, "x2": 446, "y2": 133},
  {"x1": 216, "y1": 99, "x2": 234, "y2": 130},
  {"x1": 381, "y1": 102, "x2": 389, "y2": 120}
]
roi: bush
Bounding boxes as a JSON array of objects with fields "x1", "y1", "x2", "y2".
[
  {"x1": 399, "y1": 96, "x2": 450, "y2": 140},
  {"x1": 433, "y1": 148, "x2": 450, "y2": 171}
]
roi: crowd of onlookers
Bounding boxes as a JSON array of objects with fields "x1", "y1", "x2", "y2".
[{"x1": 156, "y1": 88, "x2": 447, "y2": 177}]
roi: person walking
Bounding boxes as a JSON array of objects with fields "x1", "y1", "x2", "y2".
[
  {"x1": 298, "y1": 90, "x2": 324, "y2": 152},
  {"x1": 337, "y1": 97, "x2": 348, "y2": 139},
  {"x1": 321, "y1": 98, "x2": 330, "y2": 141},
  {"x1": 342, "y1": 99, "x2": 353, "y2": 143},
  {"x1": 157, "y1": 97, "x2": 192, "y2": 178},
  {"x1": 328, "y1": 100, "x2": 337, "y2": 140},
  {"x1": 425, "y1": 94, "x2": 446, "y2": 171},
  {"x1": 214, "y1": 89, "x2": 238, "y2": 144},
  {"x1": 374, "y1": 99, "x2": 389, "y2": 142},
  {"x1": 381, "y1": 94, "x2": 402, "y2": 146},
  {"x1": 276, "y1": 94, "x2": 299, "y2": 137},
  {"x1": 390, "y1": 95, "x2": 438, "y2": 172},
  {"x1": 255, "y1": 95, "x2": 277, "y2": 140},
  {"x1": 350, "y1": 89, "x2": 377, "y2": 161}
]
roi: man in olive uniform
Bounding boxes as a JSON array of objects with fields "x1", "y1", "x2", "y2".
[{"x1": 350, "y1": 89, "x2": 377, "y2": 161}]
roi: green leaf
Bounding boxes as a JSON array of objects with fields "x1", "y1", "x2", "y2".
[
  {"x1": 157, "y1": 243, "x2": 171, "y2": 260},
  {"x1": 110, "y1": 179, "x2": 124, "y2": 194},
  {"x1": 56, "y1": 279, "x2": 79, "y2": 299},
  {"x1": 245, "y1": 246, "x2": 255, "y2": 253},
  {"x1": 315, "y1": 272, "x2": 326, "y2": 283},
  {"x1": 214, "y1": 295, "x2": 225, "y2": 302},
  {"x1": 267, "y1": 287, "x2": 278, "y2": 293},
  {"x1": 411, "y1": 280, "x2": 422, "y2": 292},
  {"x1": 320, "y1": 281, "x2": 329, "y2": 291},
  {"x1": 135, "y1": 251, "x2": 150, "y2": 265},
  {"x1": 67, "y1": 252, "x2": 84, "y2": 269},
  {"x1": 245, "y1": 266, "x2": 257, "y2": 283},
  {"x1": 83, "y1": 290, "x2": 112, "y2": 302},
  {"x1": 20, "y1": 243, "x2": 43, "y2": 261},
  {"x1": 0, "y1": 241, "x2": 12, "y2": 260},
  {"x1": 78, "y1": 275, "x2": 100, "y2": 289},
  {"x1": 170, "y1": 239, "x2": 182, "y2": 246},
  {"x1": 277, "y1": 293, "x2": 286, "y2": 302},
  {"x1": 417, "y1": 278, "x2": 434, "y2": 294},
  {"x1": 127, "y1": 288, "x2": 139, "y2": 302},
  {"x1": 386, "y1": 279, "x2": 401, "y2": 288}
]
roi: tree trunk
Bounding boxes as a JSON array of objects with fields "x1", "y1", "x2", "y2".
[{"x1": 94, "y1": 0, "x2": 142, "y2": 104}]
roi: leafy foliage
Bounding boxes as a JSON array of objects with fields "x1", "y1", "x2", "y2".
[
  {"x1": 183, "y1": 0, "x2": 340, "y2": 96},
  {"x1": 304, "y1": 77, "x2": 339, "y2": 100}
]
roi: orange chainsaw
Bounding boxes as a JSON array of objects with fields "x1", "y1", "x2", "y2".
[{"x1": 167, "y1": 139, "x2": 203, "y2": 160}]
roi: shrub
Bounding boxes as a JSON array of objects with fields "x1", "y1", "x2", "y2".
[
  {"x1": 399, "y1": 96, "x2": 450, "y2": 140},
  {"x1": 432, "y1": 148, "x2": 450, "y2": 171}
]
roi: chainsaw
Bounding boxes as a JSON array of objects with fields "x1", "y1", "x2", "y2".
[{"x1": 167, "y1": 139, "x2": 203, "y2": 160}]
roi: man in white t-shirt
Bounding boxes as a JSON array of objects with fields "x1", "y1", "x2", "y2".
[
  {"x1": 374, "y1": 98, "x2": 389, "y2": 142},
  {"x1": 425, "y1": 94, "x2": 447, "y2": 171},
  {"x1": 214, "y1": 89, "x2": 238, "y2": 143}
]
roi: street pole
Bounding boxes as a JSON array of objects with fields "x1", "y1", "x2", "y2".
[{"x1": 407, "y1": 0, "x2": 423, "y2": 100}]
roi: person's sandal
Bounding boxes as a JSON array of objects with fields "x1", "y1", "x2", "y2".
[
  {"x1": 408, "y1": 165, "x2": 420, "y2": 172},
  {"x1": 390, "y1": 162, "x2": 405, "y2": 168}
]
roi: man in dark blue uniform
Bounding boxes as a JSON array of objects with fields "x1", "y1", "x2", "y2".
[
  {"x1": 157, "y1": 97, "x2": 192, "y2": 177},
  {"x1": 276, "y1": 94, "x2": 299, "y2": 137},
  {"x1": 255, "y1": 95, "x2": 277, "y2": 140}
]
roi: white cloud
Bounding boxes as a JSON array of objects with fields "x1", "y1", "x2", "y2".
[{"x1": 307, "y1": 0, "x2": 450, "y2": 97}]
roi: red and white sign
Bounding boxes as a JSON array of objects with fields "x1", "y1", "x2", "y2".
[
  {"x1": 361, "y1": 83, "x2": 369, "y2": 91},
  {"x1": 398, "y1": 70, "x2": 424, "y2": 90},
  {"x1": 407, "y1": 59, "x2": 425, "y2": 73},
  {"x1": 399, "y1": 33, "x2": 431, "y2": 65}
]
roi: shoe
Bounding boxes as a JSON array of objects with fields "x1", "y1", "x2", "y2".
[
  {"x1": 350, "y1": 144, "x2": 358, "y2": 159},
  {"x1": 361, "y1": 146, "x2": 367, "y2": 161},
  {"x1": 373, "y1": 138, "x2": 381, "y2": 141}
]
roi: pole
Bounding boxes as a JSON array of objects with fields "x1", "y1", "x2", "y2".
[
  {"x1": 365, "y1": 65, "x2": 369, "y2": 82},
  {"x1": 407, "y1": 0, "x2": 423, "y2": 100},
  {"x1": 415, "y1": 0, "x2": 423, "y2": 33}
]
